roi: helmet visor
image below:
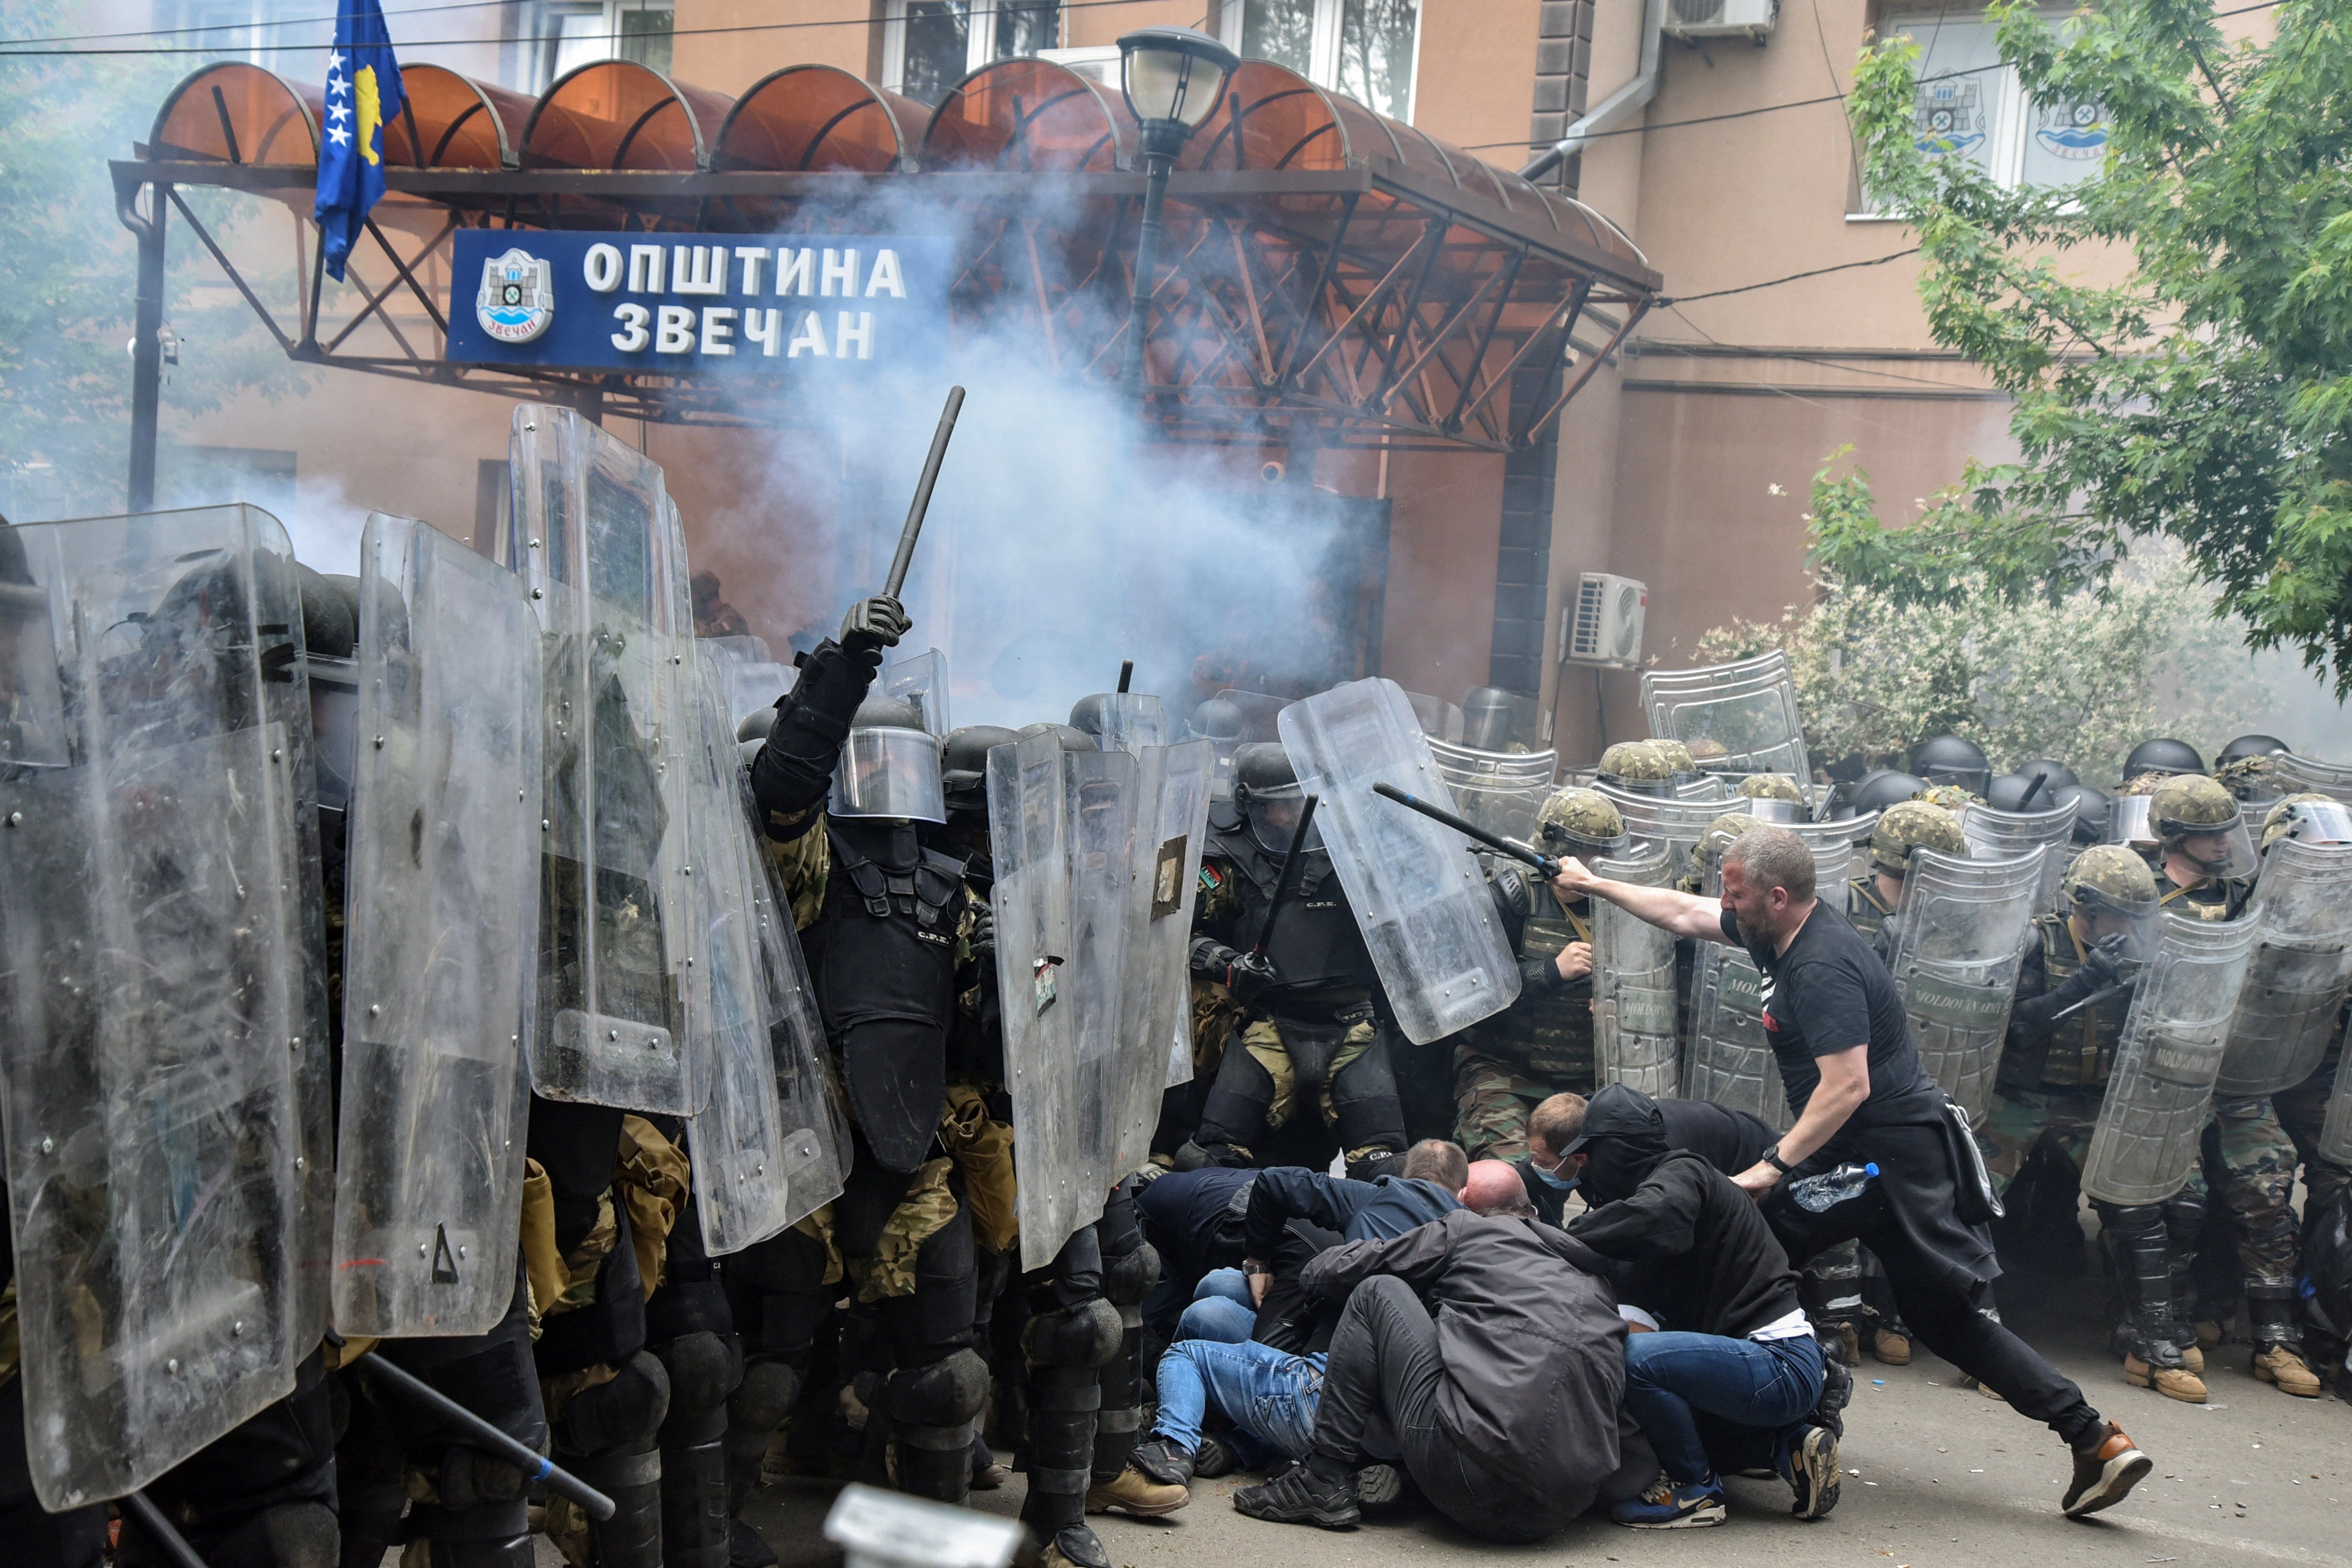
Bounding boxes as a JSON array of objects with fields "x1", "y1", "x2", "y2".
[
  {"x1": 1245, "y1": 779, "x2": 1323, "y2": 857},
  {"x1": 2277, "y1": 800, "x2": 2352, "y2": 846},
  {"x1": 2108, "y1": 796, "x2": 2156, "y2": 848},
  {"x1": 2171, "y1": 819, "x2": 2258, "y2": 880},
  {"x1": 831, "y1": 726, "x2": 946, "y2": 824},
  {"x1": 1742, "y1": 797, "x2": 1806, "y2": 825}
]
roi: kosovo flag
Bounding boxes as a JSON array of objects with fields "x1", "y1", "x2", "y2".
[{"x1": 314, "y1": 1, "x2": 406, "y2": 282}]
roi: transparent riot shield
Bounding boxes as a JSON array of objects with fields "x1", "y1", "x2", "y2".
[
  {"x1": 989, "y1": 732, "x2": 1078, "y2": 1269},
  {"x1": 1961, "y1": 800, "x2": 2076, "y2": 913},
  {"x1": 511, "y1": 405, "x2": 706, "y2": 1116},
  {"x1": 1277, "y1": 679, "x2": 1522, "y2": 1045},
  {"x1": 1120, "y1": 741, "x2": 1217, "y2": 1119},
  {"x1": 2212, "y1": 839, "x2": 2352, "y2": 1099},
  {"x1": 882, "y1": 647, "x2": 950, "y2": 738},
  {"x1": 0, "y1": 505, "x2": 325, "y2": 1510},
  {"x1": 701, "y1": 634, "x2": 796, "y2": 735},
  {"x1": 1592, "y1": 844, "x2": 1680, "y2": 1096},
  {"x1": 1685, "y1": 945, "x2": 1793, "y2": 1130},
  {"x1": 1429, "y1": 740, "x2": 1556, "y2": 844},
  {"x1": 1675, "y1": 773, "x2": 1732, "y2": 802},
  {"x1": 1887, "y1": 847, "x2": 2044, "y2": 1128},
  {"x1": 2276, "y1": 753, "x2": 2352, "y2": 804},
  {"x1": 1641, "y1": 652, "x2": 1810, "y2": 781},
  {"x1": 1214, "y1": 688, "x2": 1291, "y2": 743},
  {"x1": 1402, "y1": 690, "x2": 1464, "y2": 743},
  {"x1": 676, "y1": 646, "x2": 804, "y2": 1254},
  {"x1": 1084, "y1": 693, "x2": 1173, "y2": 755},
  {"x1": 332, "y1": 515, "x2": 542, "y2": 1338},
  {"x1": 2321, "y1": 1022, "x2": 2352, "y2": 1166},
  {"x1": 2082, "y1": 913, "x2": 2260, "y2": 1206}
]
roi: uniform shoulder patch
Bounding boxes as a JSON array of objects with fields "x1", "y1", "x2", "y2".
[{"x1": 1198, "y1": 862, "x2": 1226, "y2": 894}]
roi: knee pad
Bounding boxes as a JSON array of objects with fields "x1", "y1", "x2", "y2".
[
  {"x1": 1048, "y1": 1225, "x2": 1105, "y2": 1306},
  {"x1": 1101, "y1": 1241, "x2": 1161, "y2": 1307},
  {"x1": 1198, "y1": 1049, "x2": 1277, "y2": 1150},
  {"x1": 726, "y1": 1360, "x2": 801, "y2": 1436},
  {"x1": 439, "y1": 1445, "x2": 534, "y2": 1511},
  {"x1": 1022, "y1": 1299, "x2": 1123, "y2": 1370},
  {"x1": 1345, "y1": 1150, "x2": 1405, "y2": 1182},
  {"x1": 878, "y1": 1210, "x2": 978, "y2": 1362},
  {"x1": 1097, "y1": 1182, "x2": 1145, "y2": 1258},
  {"x1": 653, "y1": 1332, "x2": 742, "y2": 1420},
  {"x1": 196, "y1": 1501, "x2": 339, "y2": 1568},
  {"x1": 881, "y1": 1347, "x2": 990, "y2": 1430},
  {"x1": 556, "y1": 1351, "x2": 671, "y2": 1455}
]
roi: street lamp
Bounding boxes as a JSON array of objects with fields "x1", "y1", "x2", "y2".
[{"x1": 1115, "y1": 24, "x2": 1238, "y2": 400}]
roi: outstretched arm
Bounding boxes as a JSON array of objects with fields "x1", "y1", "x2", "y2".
[{"x1": 1550, "y1": 857, "x2": 1731, "y2": 943}]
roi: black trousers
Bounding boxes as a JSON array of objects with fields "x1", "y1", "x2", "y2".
[
  {"x1": 1308, "y1": 1277, "x2": 1569, "y2": 1544},
  {"x1": 1767, "y1": 1180, "x2": 2102, "y2": 1448}
]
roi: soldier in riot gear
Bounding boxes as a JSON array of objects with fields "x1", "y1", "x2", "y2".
[
  {"x1": 2056, "y1": 784, "x2": 2113, "y2": 846},
  {"x1": 2136, "y1": 776, "x2": 2320, "y2": 1397},
  {"x1": 2262, "y1": 796, "x2": 2352, "y2": 1333},
  {"x1": 1989, "y1": 848, "x2": 2211, "y2": 1401},
  {"x1": 1920, "y1": 782, "x2": 1984, "y2": 812},
  {"x1": 1849, "y1": 770, "x2": 1928, "y2": 816},
  {"x1": 2122, "y1": 738, "x2": 2205, "y2": 784},
  {"x1": 1596, "y1": 739, "x2": 1678, "y2": 797},
  {"x1": 1180, "y1": 742, "x2": 1410, "y2": 1181},
  {"x1": 1451, "y1": 788, "x2": 1629, "y2": 1160},
  {"x1": 1913, "y1": 735, "x2": 1993, "y2": 798},
  {"x1": 2217, "y1": 735, "x2": 2290, "y2": 768},
  {"x1": 726, "y1": 592, "x2": 1004, "y2": 1511}
]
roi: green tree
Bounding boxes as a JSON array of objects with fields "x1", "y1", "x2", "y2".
[
  {"x1": 1699, "y1": 452, "x2": 2273, "y2": 784},
  {"x1": 0, "y1": 9, "x2": 304, "y2": 521},
  {"x1": 1827, "y1": 0, "x2": 2352, "y2": 695}
]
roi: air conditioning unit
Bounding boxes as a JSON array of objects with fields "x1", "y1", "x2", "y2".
[
  {"x1": 1664, "y1": 0, "x2": 1778, "y2": 42},
  {"x1": 1561, "y1": 572, "x2": 1646, "y2": 668}
]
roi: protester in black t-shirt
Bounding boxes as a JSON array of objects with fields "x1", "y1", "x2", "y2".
[{"x1": 1553, "y1": 823, "x2": 2154, "y2": 1521}]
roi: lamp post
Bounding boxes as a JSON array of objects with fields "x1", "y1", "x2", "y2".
[{"x1": 1115, "y1": 25, "x2": 1238, "y2": 401}]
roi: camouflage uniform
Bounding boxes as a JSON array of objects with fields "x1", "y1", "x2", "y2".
[{"x1": 2260, "y1": 793, "x2": 2352, "y2": 1222}]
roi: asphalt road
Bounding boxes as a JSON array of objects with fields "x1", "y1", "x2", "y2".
[{"x1": 733, "y1": 1284, "x2": 2352, "y2": 1568}]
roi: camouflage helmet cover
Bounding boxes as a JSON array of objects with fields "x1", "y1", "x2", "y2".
[
  {"x1": 2149, "y1": 773, "x2": 2241, "y2": 841},
  {"x1": 1918, "y1": 782, "x2": 1984, "y2": 813},
  {"x1": 2062, "y1": 843, "x2": 2160, "y2": 919},
  {"x1": 1735, "y1": 772, "x2": 1804, "y2": 802},
  {"x1": 1598, "y1": 739, "x2": 1675, "y2": 783},
  {"x1": 1537, "y1": 787, "x2": 1630, "y2": 856},
  {"x1": 2116, "y1": 771, "x2": 2166, "y2": 798},
  {"x1": 1695, "y1": 811, "x2": 1764, "y2": 877},
  {"x1": 1651, "y1": 738, "x2": 1697, "y2": 773},
  {"x1": 2262, "y1": 791, "x2": 2350, "y2": 851},
  {"x1": 1869, "y1": 799, "x2": 1967, "y2": 876},
  {"x1": 2213, "y1": 753, "x2": 2285, "y2": 802}
]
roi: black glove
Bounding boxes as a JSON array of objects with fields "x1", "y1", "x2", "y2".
[
  {"x1": 967, "y1": 903, "x2": 995, "y2": 966},
  {"x1": 2081, "y1": 931, "x2": 2143, "y2": 987},
  {"x1": 838, "y1": 594, "x2": 910, "y2": 656},
  {"x1": 1224, "y1": 950, "x2": 1278, "y2": 1005}
]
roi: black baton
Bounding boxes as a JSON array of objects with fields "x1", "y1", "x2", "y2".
[
  {"x1": 884, "y1": 385, "x2": 966, "y2": 598},
  {"x1": 1373, "y1": 782, "x2": 1560, "y2": 878},
  {"x1": 1252, "y1": 793, "x2": 1321, "y2": 960},
  {"x1": 122, "y1": 1492, "x2": 209, "y2": 1568},
  {"x1": 356, "y1": 1351, "x2": 617, "y2": 1520}
]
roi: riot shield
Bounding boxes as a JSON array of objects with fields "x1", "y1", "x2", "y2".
[
  {"x1": 1641, "y1": 652, "x2": 1810, "y2": 781},
  {"x1": 2212, "y1": 839, "x2": 2352, "y2": 1099},
  {"x1": 0, "y1": 505, "x2": 325, "y2": 1509},
  {"x1": 1429, "y1": 739, "x2": 1556, "y2": 844},
  {"x1": 1593, "y1": 786, "x2": 1751, "y2": 884},
  {"x1": 1674, "y1": 773, "x2": 1732, "y2": 802},
  {"x1": 1214, "y1": 688, "x2": 1290, "y2": 743},
  {"x1": 990, "y1": 732, "x2": 1078, "y2": 1268},
  {"x1": 1121, "y1": 741, "x2": 1217, "y2": 1111},
  {"x1": 1592, "y1": 844, "x2": 1680, "y2": 1096},
  {"x1": 2082, "y1": 913, "x2": 2260, "y2": 1207},
  {"x1": 2321, "y1": 1020, "x2": 2352, "y2": 1166},
  {"x1": 332, "y1": 515, "x2": 542, "y2": 1338},
  {"x1": 1961, "y1": 800, "x2": 2076, "y2": 913},
  {"x1": 1685, "y1": 945, "x2": 1793, "y2": 1130},
  {"x1": 702, "y1": 633, "x2": 796, "y2": 734},
  {"x1": 882, "y1": 647, "x2": 950, "y2": 738},
  {"x1": 2276, "y1": 753, "x2": 2352, "y2": 804},
  {"x1": 511, "y1": 405, "x2": 707, "y2": 1116},
  {"x1": 1402, "y1": 690, "x2": 1464, "y2": 743},
  {"x1": 1080, "y1": 693, "x2": 1173, "y2": 755},
  {"x1": 1887, "y1": 847, "x2": 2043, "y2": 1128},
  {"x1": 1277, "y1": 679, "x2": 1522, "y2": 1045}
]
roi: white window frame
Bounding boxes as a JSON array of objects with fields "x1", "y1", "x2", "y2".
[
  {"x1": 1215, "y1": 0, "x2": 1423, "y2": 122},
  {"x1": 881, "y1": 2, "x2": 1067, "y2": 96},
  {"x1": 532, "y1": 0, "x2": 676, "y2": 89}
]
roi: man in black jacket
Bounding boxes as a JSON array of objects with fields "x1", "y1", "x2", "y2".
[
  {"x1": 1230, "y1": 1209, "x2": 1628, "y2": 1539},
  {"x1": 1566, "y1": 1086, "x2": 1838, "y2": 1528}
]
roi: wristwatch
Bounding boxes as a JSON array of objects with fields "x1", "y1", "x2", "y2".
[{"x1": 1760, "y1": 1145, "x2": 1793, "y2": 1175}]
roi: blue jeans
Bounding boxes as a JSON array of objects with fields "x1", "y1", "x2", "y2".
[
  {"x1": 1177, "y1": 1269, "x2": 1257, "y2": 1343},
  {"x1": 1151, "y1": 1337, "x2": 1326, "y2": 1463},
  {"x1": 1621, "y1": 1332, "x2": 1825, "y2": 1485}
]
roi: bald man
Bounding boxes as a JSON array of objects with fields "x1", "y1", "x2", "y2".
[{"x1": 1463, "y1": 1159, "x2": 1535, "y2": 1216}]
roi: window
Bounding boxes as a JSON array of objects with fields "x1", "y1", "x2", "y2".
[
  {"x1": 1869, "y1": 8, "x2": 2106, "y2": 200},
  {"x1": 882, "y1": 2, "x2": 1063, "y2": 105},
  {"x1": 152, "y1": 1, "x2": 327, "y2": 73},
  {"x1": 534, "y1": 1, "x2": 675, "y2": 89},
  {"x1": 1218, "y1": 0, "x2": 1421, "y2": 120}
]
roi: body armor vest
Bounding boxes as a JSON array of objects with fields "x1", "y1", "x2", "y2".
[
  {"x1": 1476, "y1": 893, "x2": 1595, "y2": 1086},
  {"x1": 802, "y1": 815, "x2": 970, "y2": 1171},
  {"x1": 1999, "y1": 912, "x2": 2126, "y2": 1093},
  {"x1": 2159, "y1": 873, "x2": 2248, "y2": 920},
  {"x1": 1207, "y1": 825, "x2": 1378, "y2": 1016}
]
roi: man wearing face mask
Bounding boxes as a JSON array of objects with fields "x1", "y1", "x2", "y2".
[
  {"x1": 1552, "y1": 825, "x2": 2156, "y2": 1520},
  {"x1": 1518, "y1": 1092, "x2": 1776, "y2": 1223}
]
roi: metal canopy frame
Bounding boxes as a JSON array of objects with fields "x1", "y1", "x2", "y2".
[{"x1": 111, "y1": 155, "x2": 1657, "y2": 456}]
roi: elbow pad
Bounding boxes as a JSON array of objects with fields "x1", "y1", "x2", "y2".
[
  {"x1": 1191, "y1": 937, "x2": 1241, "y2": 979},
  {"x1": 750, "y1": 637, "x2": 880, "y2": 818}
]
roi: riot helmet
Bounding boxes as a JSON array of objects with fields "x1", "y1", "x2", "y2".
[
  {"x1": 2262, "y1": 792, "x2": 2352, "y2": 851},
  {"x1": 832, "y1": 693, "x2": 946, "y2": 823},
  {"x1": 2122, "y1": 737, "x2": 2205, "y2": 783},
  {"x1": 1462, "y1": 686, "x2": 1536, "y2": 752},
  {"x1": 1535, "y1": 787, "x2": 1631, "y2": 859},
  {"x1": 2054, "y1": 782, "x2": 2111, "y2": 845},
  {"x1": 1869, "y1": 799, "x2": 1967, "y2": 878},
  {"x1": 1016, "y1": 720, "x2": 1097, "y2": 753},
  {"x1": 2061, "y1": 844, "x2": 2161, "y2": 939},
  {"x1": 2213, "y1": 753, "x2": 2290, "y2": 807},
  {"x1": 1232, "y1": 740, "x2": 1321, "y2": 858},
  {"x1": 2217, "y1": 734, "x2": 2290, "y2": 767},
  {"x1": 942, "y1": 723, "x2": 1019, "y2": 821},
  {"x1": 1694, "y1": 811, "x2": 1763, "y2": 887},
  {"x1": 1596, "y1": 739, "x2": 1676, "y2": 796},
  {"x1": 2147, "y1": 772, "x2": 2256, "y2": 877},
  {"x1": 1735, "y1": 772, "x2": 1804, "y2": 802},
  {"x1": 1920, "y1": 782, "x2": 1984, "y2": 812},
  {"x1": 2018, "y1": 757, "x2": 2079, "y2": 794},
  {"x1": 1911, "y1": 734, "x2": 1992, "y2": 797},
  {"x1": 1188, "y1": 696, "x2": 1245, "y2": 744},
  {"x1": 1651, "y1": 738, "x2": 1699, "y2": 777},
  {"x1": 1067, "y1": 692, "x2": 1119, "y2": 747},
  {"x1": 1985, "y1": 773, "x2": 2035, "y2": 812},
  {"x1": 1849, "y1": 770, "x2": 1928, "y2": 815}
]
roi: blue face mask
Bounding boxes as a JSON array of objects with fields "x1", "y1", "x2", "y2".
[{"x1": 1533, "y1": 1161, "x2": 1578, "y2": 1192}]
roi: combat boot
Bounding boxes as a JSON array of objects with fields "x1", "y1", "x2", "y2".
[
  {"x1": 2122, "y1": 1351, "x2": 2207, "y2": 1403},
  {"x1": 1084, "y1": 1466, "x2": 1188, "y2": 1517},
  {"x1": 2254, "y1": 1343, "x2": 2323, "y2": 1397},
  {"x1": 2248, "y1": 1285, "x2": 2323, "y2": 1398}
]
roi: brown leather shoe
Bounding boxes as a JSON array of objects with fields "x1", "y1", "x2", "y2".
[
  {"x1": 2063, "y1": 1422, "x2": 2151, "y2": 1519},
  {"x1": 1086, "y1": 1466, "x2": 1190, "y2": 1517},
  {"x1": 2254, "y1": 1343, "x2": 2323, "y2": 1398},
  {"x1": 2123, "y1": 1354, "x2": 2207, "y2": 1403},
  {"x1": 1871, "y1": 1327, "x2": 1912, "y2": 1366}
]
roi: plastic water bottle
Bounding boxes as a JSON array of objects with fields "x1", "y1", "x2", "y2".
[{"x1": 1787, "y1": 1161, "x2": 1878, "y2": 1213}]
